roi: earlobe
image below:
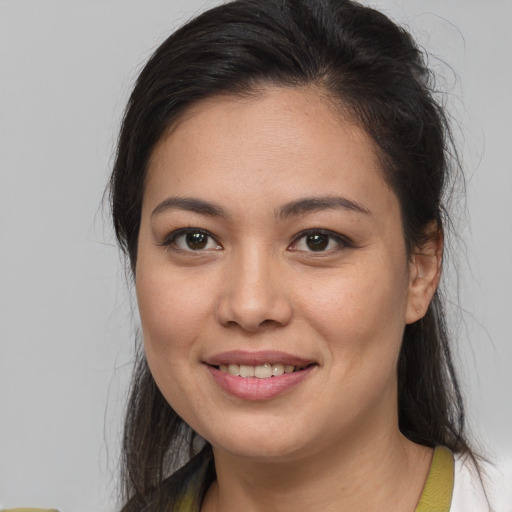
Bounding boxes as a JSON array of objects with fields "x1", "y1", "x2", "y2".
[{"x1": 405, "y1": 225, "x2": 443, "y2": 324}]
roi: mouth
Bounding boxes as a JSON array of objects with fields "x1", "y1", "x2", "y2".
[{"x1": 204, "y1": 351, "x2": 318, "y2": 400}]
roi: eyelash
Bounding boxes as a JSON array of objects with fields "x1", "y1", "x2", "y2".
[{"x1": 160, "y1": 228, "x2": 354, "y2": 253}]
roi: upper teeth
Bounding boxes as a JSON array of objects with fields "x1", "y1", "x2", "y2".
[{"x1": 219, "y1": 363, "x2": 297, "y2": 378}]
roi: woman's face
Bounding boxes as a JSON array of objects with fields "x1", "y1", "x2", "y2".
[{"x1": 136, "y1": 87, "x2": 429, "y2": 461}]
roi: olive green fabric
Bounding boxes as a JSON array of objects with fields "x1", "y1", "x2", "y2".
[{"x1": 415, "y1": 446, "x2": 455, "y2": 512}]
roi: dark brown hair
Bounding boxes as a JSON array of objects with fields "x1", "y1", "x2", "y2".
[{"x1": 110, "y1": 0, "x2": 471, "y2": 509}]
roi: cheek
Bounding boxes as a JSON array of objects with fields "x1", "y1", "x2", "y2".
[
  {"x1": 296, "y1": 262, "x2": 410, "y2": 362},
  {"x1": 135, "y1": 267, "x2": 211, "y2": 416},
  {"x1": 135, "y1": 264, "x2": 211, "y2": 360}
]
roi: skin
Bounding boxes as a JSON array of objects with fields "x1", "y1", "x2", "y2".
[{"x1": 136, "y1": 86, "x2": 442, "y2": 511}]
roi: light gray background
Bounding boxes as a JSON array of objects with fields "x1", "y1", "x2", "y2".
[{"x1": 1, "y1": 1, "x2": 511, "y2": 510}]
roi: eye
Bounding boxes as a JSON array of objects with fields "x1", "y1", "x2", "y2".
[
  {"x1": 163, "y1": 229, "x2": 222, "y2": 252},
  {"x1": 289, "y1": 229, "x2": 351, "y2": 253}
]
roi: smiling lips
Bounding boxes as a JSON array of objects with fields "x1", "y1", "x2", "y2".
[{"x1": 205, "y1": 351, "x2": 316, "y2": 400}]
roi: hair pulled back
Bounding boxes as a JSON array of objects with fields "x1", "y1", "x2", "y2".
[{"x1": 110, "y1": 0, "x2": 470, "y2": 508}]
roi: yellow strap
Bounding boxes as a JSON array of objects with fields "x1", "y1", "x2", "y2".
[
  {"x1": 174, "y1": 492, "x2": 197, "y2": 512},
  {"x1": 415, "y1": 445, "x2": 454, "y2": 512}
]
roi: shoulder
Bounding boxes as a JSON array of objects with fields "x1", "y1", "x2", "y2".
[{"x1": 451, "y1": 452, "x2": 512, "y2": 512}]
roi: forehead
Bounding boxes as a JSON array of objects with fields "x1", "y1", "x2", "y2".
[{"x1": 144, "y1": 86, "x2": 396, "y2": 217}]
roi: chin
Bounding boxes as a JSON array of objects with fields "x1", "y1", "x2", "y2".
[
  {"x1": 200, "y1": 419, "x2": 318, "y2": 462},
  {"x1": 214, "y1": 438, "x2": 306, "y2": 462}
]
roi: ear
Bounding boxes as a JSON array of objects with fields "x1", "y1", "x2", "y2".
[{"x1": 405, "y1": 223, "x2": 443, "y2": 324}]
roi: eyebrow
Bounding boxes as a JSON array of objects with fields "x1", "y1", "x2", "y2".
[
  {"x1": 151, "y1": 195, "x2": 371, "y2": 220},
  {"x1": 151, "y1": 197, "x2": 226, "y2": 218},
  {"x1": 277, "y1": 196, "x2": 371, "y2": 218}
]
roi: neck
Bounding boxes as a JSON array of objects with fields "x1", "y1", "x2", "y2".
[{"x1": 202, "y1": 430, "x2": 432, "y2": 512}]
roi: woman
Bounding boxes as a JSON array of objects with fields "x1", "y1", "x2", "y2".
[{"x1": 110, "y1": 0, "x2": 490, "y2": 510}]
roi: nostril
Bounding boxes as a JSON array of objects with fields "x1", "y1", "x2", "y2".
[
  {"x1": 216, "y1": 286, "x2": 293, "y2": 331},
  {"x1": 222, "y1": 317, "x2": 284, "y2": 331}
]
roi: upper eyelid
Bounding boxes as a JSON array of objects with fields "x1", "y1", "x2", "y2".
[{"x1": 291, "y1": 228, "x2": 352, "y2": 243}]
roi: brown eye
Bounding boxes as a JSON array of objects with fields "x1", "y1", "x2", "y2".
[
  {"x1": 186, "y1": 232, "x2": 208, "y2": 250},
  {"x1": 289, "y1": 229, "x2": 352, "y2": 253},
  {"x1": 164, "y1": 229, "x2": 222, "y2": 252},
  {"x1": 305, "y1": 233, "x2": 329, "y2": 251}
]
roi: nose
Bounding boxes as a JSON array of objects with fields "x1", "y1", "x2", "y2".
[{"x1": 216, "y1": 246, "x2": 293, "y2": 332}]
